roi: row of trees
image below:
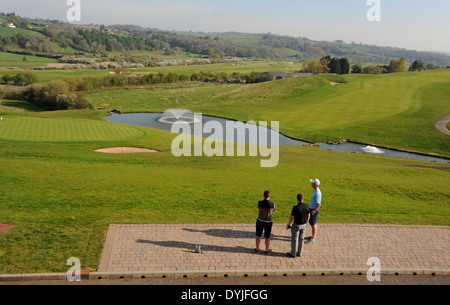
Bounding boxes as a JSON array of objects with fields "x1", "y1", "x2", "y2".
[
  {"x1": 301, "y1": 56, "x2": 350, "y2": 74},
  {"x1": 352, "y1": 57, "x2": 407, "y2": 75},
  {"x1": 60, "y1": 70, "x2": 266, "y2": 92},
  {"x1": 0, "y1": 32, "x2": 54, "y2": 53},
  {"x1": 39, "y1": 25, "x2": 286, "y2": 59},
  {"x1": 409, "y1": 60, "x2": 442, "y2": 71},
  {"x1": 22, "y1": 81, "x2": 92, "y2": 111},
  {"x1": 301, "y1": 56, "x2": 409, "y2": 75},
  {"x1": 1, "y1": 72, "x2": 39, "y2": 86}
]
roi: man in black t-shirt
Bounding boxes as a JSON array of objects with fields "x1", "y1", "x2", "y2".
[
  {"x1": 286, "y1": 194, "x2": 311, "y2": 258},
  {"x1": 256, "y1": 191, "x2": 276, "y2": 254}
]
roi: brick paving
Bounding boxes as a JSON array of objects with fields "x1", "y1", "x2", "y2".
[{"x1": 98, "y1": 224, "x2": 450, "y2": 274}]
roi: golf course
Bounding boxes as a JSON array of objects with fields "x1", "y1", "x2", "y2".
[{"x1": 0, "y1": 64, "x2": 449, "y2": 274}]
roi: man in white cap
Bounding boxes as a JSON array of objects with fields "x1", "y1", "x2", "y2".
[{"x1": 306, "y1": 179, "x2": 322, "y2": 244}]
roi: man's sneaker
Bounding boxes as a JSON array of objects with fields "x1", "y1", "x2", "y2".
[
  {"x1": 305, "y1": 236, "x2": 312, "y2": 241},
  {"x1": 305, "y1": 239, "x2": 315, "y2": 244}
]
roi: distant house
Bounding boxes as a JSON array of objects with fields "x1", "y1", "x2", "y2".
[
  {"x1": 258, "y1": 72, "x2": 313, "y2": 81},
  {"x1": 6, "y1": 23, "x2": 16, "y2": 28}
]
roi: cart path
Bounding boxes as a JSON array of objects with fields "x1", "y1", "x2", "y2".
[
  {"x1": 435, "y1": 114, "x2": 450, "y2": 136},
  {"x1": 97, "y1": 224, "x2": 450, "y2": 274}
]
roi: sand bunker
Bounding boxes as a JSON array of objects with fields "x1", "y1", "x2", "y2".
[
  {"x1": 95, "y1": 147, "x2": 160, "y2": 154},
  {"x1": 330, "y1": 82, "x2": 341, "y2": 86}
]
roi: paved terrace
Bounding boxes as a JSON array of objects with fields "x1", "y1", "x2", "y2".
[{"x1": 97, "y1": 224, "x2": 449, "y2": 277}]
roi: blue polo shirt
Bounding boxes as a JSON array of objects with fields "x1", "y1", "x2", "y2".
[{"x1": 310, "y1": 189, "x2": 322, "y2": 210}]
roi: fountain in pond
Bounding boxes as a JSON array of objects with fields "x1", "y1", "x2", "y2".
[
  {"x1": 360, "y1": 145, "x2": 384, "y2": 155},
  {"x1": 158, "y1": 109, "x2": 201, "y2": 125}
]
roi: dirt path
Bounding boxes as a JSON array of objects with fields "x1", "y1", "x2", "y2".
[
  {"x1": 0, "y1": 224, "x2": 15, "y2": 234},
  {"x1": 435, "y1": 114, "x2": 450, "y2": 136}
]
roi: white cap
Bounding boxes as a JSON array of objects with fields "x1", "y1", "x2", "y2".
[{"x1": 310, "y1": 179, "x2": 320, "y2": 186}]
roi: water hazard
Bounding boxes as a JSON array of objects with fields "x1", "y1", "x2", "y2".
[{"x1": 104, "y1": 112, "x2": 449, "y2": 164}]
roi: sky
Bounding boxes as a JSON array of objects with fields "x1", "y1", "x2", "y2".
[{"x1": 1, "y1": 0, "x2": 449, "y2": 53}]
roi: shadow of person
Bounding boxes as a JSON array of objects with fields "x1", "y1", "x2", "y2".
[
  {"x1": 182, "y1": 227, "x2": 290, "y2": 242},
  {"x1": 136, "y1": 239, "x2": 288, "y2": 257}
]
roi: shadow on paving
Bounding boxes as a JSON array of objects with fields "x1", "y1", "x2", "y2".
[
  {"x1": 136, "y1": 239, "x2": 289, "y2": 258},
  {"x1": 182, "y1": 227, "x2": 290, "y2": 242}
]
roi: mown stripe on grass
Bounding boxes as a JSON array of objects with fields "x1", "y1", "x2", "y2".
[{"x1": 0, "y1": 115, "x2": 144, "y2": 142}]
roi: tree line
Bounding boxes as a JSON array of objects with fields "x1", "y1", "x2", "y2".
[{"x1": 301, "y1": 56, "x2": 412, "y2": 75}]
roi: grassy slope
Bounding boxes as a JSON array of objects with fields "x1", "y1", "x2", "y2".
[
  {"x1": 0, "y1": 52, "x2": 58, "y2": 68},
  {"x1": 86, "y1": 70, "x2": 450, "y2": 158},
  {"x1": 0, "y1": 99, "x2": 449, "y2": 273}
]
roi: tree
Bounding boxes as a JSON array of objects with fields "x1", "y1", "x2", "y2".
[
  {"x1": 339, "y1": 58, "x2": 350, "y2": 74},
  {"x1": 302, "y1": 58, "x2": 330, "y2": 74},
  {"x1": 426, "y1": 63, "x2": 437, "y2": 70},
  {"x1": 362, "y1": 65, "x2": 383, "y2": 75},
  {"x1": 328, "y1": 57, "x2": 341, "y2": 74},
  {"x1": 1, "y1": 74, "x2": 13, "y2": 84},
  {"x1": 409, "y1": 60, "x2": 425, "y2": 71},
  {"x1": 388, "y1": 57, "x2": 406, "y2": 73},
  {"x1": 24, "y1": 81, "x2": 92, "y2": 110},
  {"x1": 12, "y1": 72, "x2": 39, "y2": 86},
  {"x1": 352, "y1": 64, "x2": 362, "y2": 74}
]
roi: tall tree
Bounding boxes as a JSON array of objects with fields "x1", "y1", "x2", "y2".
[
  {"x1": 339, "y1": 58, "x2": 350, "y2": 74},
  {"x1": 389, "y1": 57, "x2": 407, "y2": 73}
]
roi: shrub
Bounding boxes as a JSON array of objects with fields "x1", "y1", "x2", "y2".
[
  {"x1": 24, "y1": 81, "x2": 93, "y2": 110},
  {"x1": 12, "y1": 72, "x2": 39, "y2": 86},
  {"x1": 362, "y1": 65, "x2": 383, "y2": 75},
  {"x1": 1, "y1": 74, "x2": 13, "y2": 84}
]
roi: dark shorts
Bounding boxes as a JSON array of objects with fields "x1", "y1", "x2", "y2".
[
  {"x1": 309, "y1": 209, "x2": 320, "y2": 226},
  {"x1": 256, "y1": 219, "x2": 273, "y2": 239}
]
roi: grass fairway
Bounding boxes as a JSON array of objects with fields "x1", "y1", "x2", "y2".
[
  {"x1": 86, "y1": 69, "x2": 450, "y2": 158},
  {"x1": 0, "y1": 99, "x2": 449, "y2": 274}
]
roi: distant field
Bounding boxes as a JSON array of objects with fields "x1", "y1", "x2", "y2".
[
  {"x1": 108, "y1": 49, "x2": 205, "y2": 61},
  {"x1": 0, "y1": 52, "x2": 58, "y2": 68},
  {"x1": 0, "y1": 60, "x2": 303, "y2": 81},
  {"x1": 131, "y1": 60, "x2": 302, "y2": 75},
  {"x1": 0, "y1": 26, "x2": 36, "y2": 37}
]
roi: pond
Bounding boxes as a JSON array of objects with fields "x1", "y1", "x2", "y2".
[{"x1": 104, "y1": 112, "x2": 449, "y2": 164}]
